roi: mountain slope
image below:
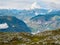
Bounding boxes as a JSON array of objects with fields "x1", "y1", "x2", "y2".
[
  {"x1": 29, "y1": 14, "x2": 60, "y2": 33},
  {"x1": 0, "y1": 16, "x2": 31, "y2": 32},
  {"x1": 0, "y1": 29, "x2": 60, "y2": 45}
]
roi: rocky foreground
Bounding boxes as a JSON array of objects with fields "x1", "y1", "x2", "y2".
[{"x1": 0, "y1": 29, "x2": 60, "y2": 45}]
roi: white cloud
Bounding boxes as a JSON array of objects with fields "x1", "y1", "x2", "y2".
[
  {"x1": 38, "y1": 0, "x2": 60, "y2": 9},
  {"x1": 40, "y1": 0, "x2": 60, "y2": 4},
  {"x1": 0, "y1": 0, "x2": 60, "y2": 9},
  {"x1": 0, "y1": 0, "x2": 35, "y2": 9}
]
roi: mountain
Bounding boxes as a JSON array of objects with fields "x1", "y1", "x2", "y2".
[
  {"x1": 47, "y1": 10, "x2": 60, "y2": 15},
  {"x1": 30, "y1": 14, "x2": 60, "y2": 33},
  {"x1": 30, "y1": 15, "x2": 54, "y2": 21},
  {"x1": 0, "y1": 16, "x2": 31, "y2": 32},
  {"x1": 0, "y1": 9, "x2": 60, "y2": 33},
  {"x1": 0, "y1": 9, "x2": 48, "y2": 22},
  {"x1": 0, "y1": 29, "x2": 60, "y2": 45},
  {"x1": 30, "y1": 2, "x2": 41, "y2": 9}
]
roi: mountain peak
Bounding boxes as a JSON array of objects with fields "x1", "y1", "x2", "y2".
[{"x1": 30, "y1": 2, "x2": 41, "y2": 9}]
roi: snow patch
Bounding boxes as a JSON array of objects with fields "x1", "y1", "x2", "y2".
[
  {"x1": 31, "y1": 30, "x2": 40, "y2": 35},
  {"x1": 35, "y1": 12, "x2": 39, "y2": 15},
  {"x1": 30, "y1": 2, "x2": 41, "y2": 9},
  {"x1": 0, "y1": 23, "x2": 9, "y2": 29},
  {"x1": 48, "y1": 9, "x2": 52, "y2": 13}
]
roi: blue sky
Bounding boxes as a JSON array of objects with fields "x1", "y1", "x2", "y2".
[{"x1": 0, "y1": 0, "x2": 60, "y2": 9}]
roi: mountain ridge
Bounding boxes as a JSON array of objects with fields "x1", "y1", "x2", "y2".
[{"x1": 0, "y1": 16, "x2": 31, "y2": 32}]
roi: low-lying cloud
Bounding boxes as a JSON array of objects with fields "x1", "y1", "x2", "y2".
[{"x1": 0, "y1": 0, "x2": 60, "y2": 9}]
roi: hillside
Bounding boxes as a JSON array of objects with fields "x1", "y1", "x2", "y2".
[
  {"x1": 0, "y1": 16, "x2": 31, "y2": 32},
  {"x1": 0, "y1": 29, "x2": 60, "y2": 45},
  {"x1": 29, "y1": 14, "x2": 60, "y2": 33}
]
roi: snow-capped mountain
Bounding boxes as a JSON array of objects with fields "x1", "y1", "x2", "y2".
[
  {"x1": 30, "y1": 2, "x2": 41, "y2": 9},
  {"x1": 0, "y1": 16, "x2": 31, "y2": 32},
  {"x1": 0, "y1": 9, "x2": 60, "y2": 34}
]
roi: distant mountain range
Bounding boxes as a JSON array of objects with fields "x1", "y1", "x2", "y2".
[
  {"x1": 0, "y1": 9, "x2": 49, "y2": 21},
  {"x1": 0, "y1": 9, "x2": 60, "y2": 21},
  {"x1": 0, "y1": 9, "x2": 60, "y2": 34},
  {"x1": 30, "y1": 14, "x2": 60, "y2": 33},
  {"x1": 0, "y1": 16, "x2": 31, "y2": 32}
]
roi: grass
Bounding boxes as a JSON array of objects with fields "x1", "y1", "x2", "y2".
[{"x1": 0, "y1": 29, "x2": 60, "y2": 45}]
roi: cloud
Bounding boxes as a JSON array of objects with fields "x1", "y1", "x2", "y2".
[
  {"x1": 38, "y1": 0, "x2": 60, "y2": 9},
  {"x1": 39, "y1": 0, "x2": 60, "y2": 4},
  {"x1": 0, "y1": 0, "x2": 60, "y2": 9},
  {"x1": 0, "y1": 0, "x2": 36, "y2": 9}
]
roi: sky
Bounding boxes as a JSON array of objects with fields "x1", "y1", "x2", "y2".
[{"x1": 0, "y1": 0, "x2": 60, "y2": 9}]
